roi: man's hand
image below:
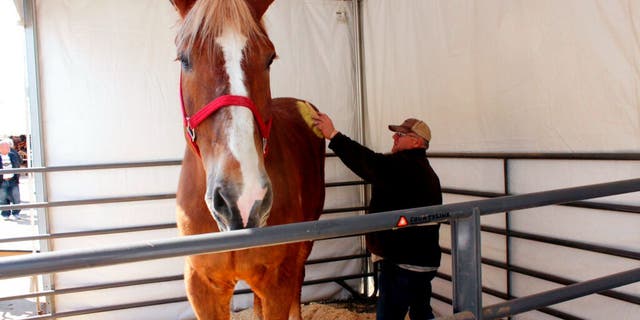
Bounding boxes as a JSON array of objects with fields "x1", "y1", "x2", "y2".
[{"x1": 312, "y1": 112, "x2": 339, "y2": 140}]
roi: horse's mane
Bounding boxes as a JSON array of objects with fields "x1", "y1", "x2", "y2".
[{"x1": 176, "y1": 0, "x2": 267, "y2": 56}]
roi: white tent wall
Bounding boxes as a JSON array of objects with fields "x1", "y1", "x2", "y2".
[
  {"x1": 35, "y1": 0, "x2": 361, "y2": 319},
  {"x1": 361, "y1": 0, "x2": 640, "y2": 153},
  {"x1": 360, "y1": 0, "x2": 639, "y2": 318}
]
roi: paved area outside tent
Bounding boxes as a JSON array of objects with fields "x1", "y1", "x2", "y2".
[{"x1": 0, "y1": 176, "x2": 46, "y2": 319}]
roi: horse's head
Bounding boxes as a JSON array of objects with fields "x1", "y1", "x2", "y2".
[{"x1": 172, "y1": 0, "x2": 276, "y2": 231}]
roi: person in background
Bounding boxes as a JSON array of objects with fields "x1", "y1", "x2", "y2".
[
  {"x1": 11, "y1": 135, "x2": 28, "y2": 167},
  {"x1": 0, "y1": 139, "x2": 22, "y2": 220},
  {"x1": 312, "y1": 114, "x2": 443, "y2": 320}
]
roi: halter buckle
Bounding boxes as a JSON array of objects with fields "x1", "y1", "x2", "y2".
[
  {"x1": 186, "y1": 119, "x2": 196, "y2": 142},
  {"x1": 262, "y1": 137, "x2": 268, "y2": 155}
]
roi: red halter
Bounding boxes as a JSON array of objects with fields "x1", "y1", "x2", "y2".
[{"x1": 179, "y1": 74, "x2": 272, "y2": 156}]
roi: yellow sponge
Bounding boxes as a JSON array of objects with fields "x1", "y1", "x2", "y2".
[{"x1": 296, "y1": 100, "x2": 324, "y2": 138}]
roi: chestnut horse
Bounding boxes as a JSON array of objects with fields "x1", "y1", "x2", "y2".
[{"x1": 170, "y1": 0, "x2": 326, "y2": 319}]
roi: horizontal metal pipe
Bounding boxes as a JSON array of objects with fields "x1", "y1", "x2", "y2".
[
  {"x1": 3, "y1": 188, "x2": 634, "y2": 245},
  {"x1": 433, "y1": 273, "x2": 583, "y2": 320},
  {"x1": 325, "y1": 180, "x2": 366, "y2": 188},
  {"x1": 0, "y1": 275, "x2": 184, "y2": 302},
  {"x1": 443, "y1": 188, "x2": 640, "y2": 214},
  {"x1": 440, "y1": 248, "x2": 640, "y2": 305},
  {"x1": 0, "y1": 288, "x2": 53, "y2": 302},
  {"x1": 0, "y1": 194, "x2": 176, "y2": 211},
  {"x1": 428, "y1": 152, "x2": 640, "y2": 160},
  {"x1": 482, "y1": 267, "x2": 640, "y2": 319},
  {"x1": 0, "y1": 184, "x2": 366, "y2": 211},
  {"x1": 2, "y1": 153, "x2": 637, "y2": 177},
  {"x1": 0, "y1": 254, "x2": 369, "y2": 302},
  {"x1": 0, "y1": 208, "x2": 364, "y2": 245},
  {"x1": 436, "y1": 272, "x2": 509, "y2": 300},
  {"x1": 2, "y1": 152, "x2": 638, "y2": 176},
  {"x1": 0, "y1": 178, "x2": 639, "y2": 280},
  {"x1": 306, "y1": 253, "x2": 369, "y2": 265},
  {"x1": 0, "y1": 160, "x2": 182, "y2": 175},
  {"x1": 4, "y1": 183, "x2": 636, "y2": 216},
  {"x1": 20, "y1": 273, "x2": 376, "y2": 320},
  {"x1": 480, "y1": 225, "x2": 640, "y2": 261},
  {"x1": 302, "y1": 272, "x2": 375, "y2": 287},
  {"x1": 442, "y1": 188, "x2": 504, "y2": 198},
  {"x1": 33, "y1": 297, "x2": 188, "y2": 320},
  {"x1": 503, "y1": 262, "x2": 640, "y2": 305},
  {"x1": 432, "y1": 292, "x2": 453, "y2": 305},
  {"x1": 0, "y1": 223, "x2": 178, "y2": 244},
  {"x1": 563, "y1": 200, "x2": 640, "y2": 214}
]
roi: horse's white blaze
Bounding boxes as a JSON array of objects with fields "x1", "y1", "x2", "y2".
[{"x1": 216, "y1": 29, "x2": 267, "y2": 227}]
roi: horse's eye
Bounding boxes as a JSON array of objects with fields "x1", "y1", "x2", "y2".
[
  {"x1": 179, "y1": 53, "x2": 192, "y2": 71},
  {"x1": 267, "y1": 53, "x2": 277, "y2": 70}
]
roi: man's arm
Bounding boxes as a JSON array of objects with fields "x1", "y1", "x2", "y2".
[{"x1": 312, "y1": 112, "x2": 389, "y2": 183}]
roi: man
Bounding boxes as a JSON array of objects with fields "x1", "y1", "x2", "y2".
[
  {"x1": 312, "y1": 114, "x2": 442, "y2": 320},
  {"x1": 0, "y1": 139, "x2": 22, "y2": 220}
]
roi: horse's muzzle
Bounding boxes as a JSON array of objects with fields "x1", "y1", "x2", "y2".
[{"x1": 206, "y1": 179, "x2": 273, "y2": 231}]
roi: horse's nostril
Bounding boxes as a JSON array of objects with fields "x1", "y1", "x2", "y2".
[
  {"x1": 210, "y1": 184, "x2": 247, "y2": 231},
  {"x1": 210, "y1": 186, "x2": 238, "y2": 230},
  {"x1": 212, "y1": 187, "x2": 227, "y2": 213}
]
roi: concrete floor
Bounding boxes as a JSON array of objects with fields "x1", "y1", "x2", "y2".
[{"x1": 0, "y1": 276, "x2": 46, "y2": 320}]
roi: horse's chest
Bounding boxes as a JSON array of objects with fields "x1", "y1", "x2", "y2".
[{"x1": 190, "y1": 248, "x2": 287, "y2": 274}]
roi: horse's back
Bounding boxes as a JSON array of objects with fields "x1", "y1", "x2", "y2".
[{"x1": 267, "y1": 97, "x2": 326, "y2": 224}]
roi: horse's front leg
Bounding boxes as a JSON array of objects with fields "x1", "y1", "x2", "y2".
[
  {"x1": 254, "y1": 270, "x2": 302, "y2": 320},
  {"x1": 250, "y1": 245, "x2": 309, "y2": 320},
  {"x1": 288, "y1": 242, "x2": 313, "y2": 320},
  {"x1": 185, "y1": 257, "x2": 236, "y2": 320}
]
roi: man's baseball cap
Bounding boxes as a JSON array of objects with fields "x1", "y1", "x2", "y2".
[{"x1": 388, "y1": 118, "x2": 431, "y2": 142}]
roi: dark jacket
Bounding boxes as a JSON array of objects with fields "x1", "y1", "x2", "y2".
[
  {"x1": 1, "y1": 150, "x2": 21, "y2": 186},
  {"x1": 329, "y1": 133, "x2": 442, "y2": 267}
]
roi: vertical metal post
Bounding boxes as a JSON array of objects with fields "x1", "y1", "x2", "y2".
[
  {"x1": 451, "y1": 207, "x2": 483, "y2": 319},
  {"x1": 23, "y1": 0, "x2": 54, "y2": 314},
  {"x1": 349, "y1": 0, "x2": 371, "y2": 298},
  {"x1": 503, "y1": 158, "x2": 512, "y2": 320},
  {"x1": 349, "y1": 0, "x2": 366, "y2": 145}
]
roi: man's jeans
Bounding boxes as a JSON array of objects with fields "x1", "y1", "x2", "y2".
[
  {"x1": 377, "y1": 260, "x2": 437, "y2": 320},
  {"x1": 0, "y1": 180, "x2": 21, "y2": 217}
]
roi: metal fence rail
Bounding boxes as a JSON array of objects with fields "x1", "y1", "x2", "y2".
[
  {"x1": 0, "y1": 160, "x2": 182, "y2": 175},
  {"x1": 1, "y1": 178, "x2": 639, "y2": 320},
  {"x1": 482, "y1": 267, "x2": 640, "y2": 319},
  {"x1": 0, "y1": 178, "x2": 637, "y2": 279},
  {"x1": 439, "y1": 248, "x2": 640, "y2": 305},
  {"x1": 0, "y1": 180, "x2": 363, "y2": 212},
  {"x1": 428, "y1": 152, "x2": 640, "y2": 319},
  {"x1": 427, "y1": 152, "x2": 640, "y2": 160},
  {"x1": 2, "y1": 157, "x2": 639, "y2": 319},
  {"x1": 0, "y1": 160, "x2": 374, "y2": 319},
  {"x1": 0, "y1": 253, "x2": 369, "y2": 302}
]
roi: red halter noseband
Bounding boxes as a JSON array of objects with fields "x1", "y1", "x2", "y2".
[{"x1": 179, "y1": 74, "x2": 272, "y2": 156}]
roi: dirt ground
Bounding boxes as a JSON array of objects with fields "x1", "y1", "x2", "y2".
[{"x1": 231, "y1": 299, "x2": 378, "y2": 320}]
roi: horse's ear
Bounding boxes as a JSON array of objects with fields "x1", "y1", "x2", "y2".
[
  {"x1": 170, "y1": 0, "x2": 197, "y2": 18},
  {"x1": 245, "y1": 0, "x2": 274, "y2": 19}
]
